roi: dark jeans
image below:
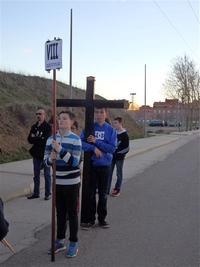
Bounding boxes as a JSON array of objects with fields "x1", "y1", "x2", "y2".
[
  {"x1": 107, "y1": 159, "x2": 124, "y2": 193},
  {"x1": 89, "y1": 166, "x2": 110, "y2": 223},
  {"x1": 33, "y1": 157, "x2": 51, "y2": 197},
  {"x1": 56, "y1": 184, "x2": 79, "y2": 242}
]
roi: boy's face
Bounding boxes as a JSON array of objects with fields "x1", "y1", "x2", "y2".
[
  {"x1": 113, "y1": 120, "x2": 122, "y2": 130},
  {"x1": 58, "y1": 113, "x2": 73, "y2": 130},
  {"x1": 95, "y1": 108, "x2": 107, "y2": 124}
]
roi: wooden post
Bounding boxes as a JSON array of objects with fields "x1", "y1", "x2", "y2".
[
  {"x1": 51, "y1": 38, "x2": 57, "y2": 262},
  {"x1": 81, "y1": 77, "x2": 95, "y2": 226},
  {"x1": 45, "y1": 36, "x2": 62, "y2": 262}
]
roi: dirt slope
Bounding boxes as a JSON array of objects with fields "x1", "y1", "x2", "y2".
[{"x1": 0, "y1": 71, "x2": 143, "y2": 163}]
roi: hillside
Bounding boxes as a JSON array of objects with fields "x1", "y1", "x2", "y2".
[{"x1": 0, "y1": 71, "x2": 143, "y2": 163}]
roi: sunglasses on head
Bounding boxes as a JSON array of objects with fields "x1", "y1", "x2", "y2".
[{"x1": 36, "y1": 112, "x2": 42, "y2": 115}]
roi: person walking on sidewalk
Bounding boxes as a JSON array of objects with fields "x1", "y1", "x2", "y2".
[
  {"x1": 44, "y1": 110, "x2": 82, "y2": 258},
  {"x1": 107, "y1": 116, "x2": 129, "y2": 196},
  {"x1": 80, "y1": 107, "x2": 117, "y2": 230},
  {"x1": 27, "y1": 109, "x2": 52, "y2": 200}
]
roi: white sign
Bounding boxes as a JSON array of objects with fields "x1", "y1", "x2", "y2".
[{"x1": 45, "y1": 39, "x2": 62, "y2": 71}]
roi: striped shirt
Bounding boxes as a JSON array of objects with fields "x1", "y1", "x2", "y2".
[{"x1": 44, "y1": 130, "x2": 82, "y2": 185}]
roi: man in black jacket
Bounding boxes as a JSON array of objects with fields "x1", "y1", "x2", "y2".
[
  {"x1": 27, "y1": 109, "x2": 52, "y2": 200},
  {"x1": 107, "y1": 116, "x2": 129, "y2": 197}
]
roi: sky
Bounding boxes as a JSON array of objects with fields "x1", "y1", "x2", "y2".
[{"x1": 0, "y1": 0, "x2": 199, "y2": 107}]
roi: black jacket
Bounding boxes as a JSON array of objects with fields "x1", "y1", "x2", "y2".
[
  {"x1": 27, "y1": 120, "x2": 52, "y2": 160},
  {"x1": 0, "y1": 198, "x2": 9, "y2": 241},
  {"x1": 113, "y1": 129, "x2": 130, "y2": 161}
]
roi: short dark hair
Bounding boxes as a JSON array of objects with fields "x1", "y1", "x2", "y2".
[
  {"x1": 59, "y1": 110, "x2": 75, "y2": 120},
  {"x1": 72, "y1": 120, "x2": 79, "y2": 129},
  {"x1": 114, "y1": 116, "x2": 123, "y2": 123},
  {"x1": 105, "y1": 117, "x2": 111, "y2": 125},
  {"x1": 95, "y1": 107, "x2": 107, "y2": 112}
]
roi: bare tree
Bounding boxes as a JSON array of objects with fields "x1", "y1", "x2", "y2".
[{"x1": 162, "y1": 54, "x2": 200, "y2": 131}]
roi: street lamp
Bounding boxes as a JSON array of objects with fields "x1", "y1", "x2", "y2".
[
  {"x1": 130, "y1": 93, "x2": 136, "y2": 110},
  {"x1": 130, "y1": 93, "x2": 136, "y2": 120}
]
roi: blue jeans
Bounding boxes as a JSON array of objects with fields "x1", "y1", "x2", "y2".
[
  {"x1": 89, "y1": 166, "x2": 110, "y2": 222},
  {"x1": 107, "y1": 159, "x2": 124, "y2": 193},
  {"x1": 33, "y1": 157, "x2": 51, "y2": 197}
]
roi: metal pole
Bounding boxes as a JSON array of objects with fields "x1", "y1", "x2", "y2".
[
  {"x1": 130, "y1": 93, "x2": 136, "y2": 118},
  {"x1": 144, "y1": 64, "x2": 146, "y2": 138},
  {"x1": 176, "y1": 94, "x2": 178, "y2": 127},
  {"x1": 69, "y1": 9, "x2": 73, "y2": 111},
  {"x1": 132, "y1": 95, "x2": 133, "y2": 110}
]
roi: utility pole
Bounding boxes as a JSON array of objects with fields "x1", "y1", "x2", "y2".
[
  {"x1": 69, "y1": 9, "x2": 73, "y2": 111},
  {"x1": 144, "y1": 64, "x2": 146, "y2": 138}
]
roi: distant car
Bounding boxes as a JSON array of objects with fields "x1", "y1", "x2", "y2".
[
  {"x1": 169, "y1": 122, "x2": 175, "y2": 127},
  {"x1": 149, "y1": 120, "x2": 164, "y2": 127}
]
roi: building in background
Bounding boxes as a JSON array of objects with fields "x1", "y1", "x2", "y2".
[
  {"x1": 128, "y1": 98, "x2": 199, "y2": 129},
  {"x1": 153, "y1": 99, "x2": 178, "y2": 125},
  {"x1": 133, "y1": 105, "x2": 153, "y2": 122}
]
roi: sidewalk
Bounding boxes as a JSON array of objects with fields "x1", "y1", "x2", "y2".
[{"x1": 1, "y1": 130, "x2": 198, "y2": 203}]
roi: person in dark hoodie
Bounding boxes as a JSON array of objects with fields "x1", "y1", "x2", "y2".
[
  {"x1": 80, "y1": 107, "x2": 117, "y2": 230},
  {"x1": 107, "y1": 116, "x2": 129, "y2": 197},
  {"x1": 0, "y1": 197, "x2": 9, "y2": 241},
  {"x1": 27, "y1": 109, "x2": 52, "y2": 200}
]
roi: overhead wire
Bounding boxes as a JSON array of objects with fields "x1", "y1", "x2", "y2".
[
  {"x1": 187, "y1": 0, "x2": 200, "y2": 24},
  {"x1": 152, "y1": 0, "x2": 199, "y2": 61}
]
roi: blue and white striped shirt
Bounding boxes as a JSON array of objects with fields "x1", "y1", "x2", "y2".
[{"x1": 44, "y1": 130, "x2": 82, "y2": 185}]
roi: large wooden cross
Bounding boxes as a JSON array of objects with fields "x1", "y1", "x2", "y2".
[{"x1": 57, "y1": 76, "x2": 129, "y2": 226}]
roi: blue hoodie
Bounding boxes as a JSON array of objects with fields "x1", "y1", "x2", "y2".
[{"x1": 80, "y1": 122, "x2": 117, "y2": 167}]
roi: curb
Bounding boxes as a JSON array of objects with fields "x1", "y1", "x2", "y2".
[
  {"x1": 1, "y1": 179, "x2": 45, "y2": 203},
  {"x1": 126, "y1": 136, "x2": 179, "y2": 159}
]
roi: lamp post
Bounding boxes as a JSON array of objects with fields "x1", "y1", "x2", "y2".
[
  {"x1": 144, "y1": 64, "x2": 146, "y2": 138},
  {"x1": 69, "y1": 9, "x2": 73, "y2": 111},
  {"x1": 130, "y1": 93, "x2": 136, "y2": 119}
]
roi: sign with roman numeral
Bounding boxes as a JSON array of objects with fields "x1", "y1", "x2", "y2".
[{"x1": 45, "y1": 39, "x2": 62, "y2": 71}]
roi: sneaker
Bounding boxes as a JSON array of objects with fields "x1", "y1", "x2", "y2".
[
  {"x1": 47, "y1": 239, "x2": 66, "y2": 254},
  {"x1": 81, "y1": 221, "x2": 95, "y2": 230},
  {"x1": 66, "y1": 242, "x2": 78, "y2": 258},
  {"x1": 44, "y1": 195, "x2": 51, "y2": 201},
  {"x1": 112, "y1": 189, "x2": 120, "y2": 197},
  {"x1": 27, "y1": 194, "x2": 40, "y2": 199},
  {"x1": 98, "y1": 220, "x2": 110, "y2": 228}
]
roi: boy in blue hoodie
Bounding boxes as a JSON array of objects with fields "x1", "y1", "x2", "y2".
[{"x1": 80, "y1": 107, "x2": 117, "y2": 229}]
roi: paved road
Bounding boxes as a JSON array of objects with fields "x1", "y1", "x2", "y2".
[{"x1": 0, "y1": 133, "x2": 199, "y2": 267}]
